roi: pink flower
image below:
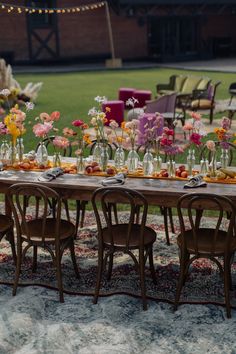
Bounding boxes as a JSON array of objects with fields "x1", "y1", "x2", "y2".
[
  {"x1": 53, "y1": 136, "x2": 70, "y2": 149},
  {"x1": 109, "y1": 120, "x2": 119, "y2": 129},
  {"x1": 0, "y1": 122, "x2": 7, "y2": 135},
  {"x1": 190, "y1": 132, "x2": 202, "y2": 145},
  {"x1": 206, "y1": 140, "x2": 216, "y2": 151},
  {"x1": 190, "y1": 112, "x2": 201, "y2": 120},
  {"x1": 183, "y1": 122, "x2": 193, "y2": 131},
  {"x1": 33, "y1": 122, "x2": 53, "y2": 138},
  {"x1": 40, "y1": 112, "x2": 51, "y2": 122},
  {"x1": 10, "y1": 107, "x2": 26, "y2": 122},
  {"x1": 50, "y1": 111, "x2": 60, "y2": 121},
  {"x1": 72, "y1": 119, "x2": 84, "y2": 127},
  {"x1": 221, "y1": 117, "x2": 231, "y2": 131},
  {"x1": 63, "y1": 127, "x2": 76, "y2": 137},
  {"x1": 163, "y1": 127, "x2": 174, "y2": 136}
]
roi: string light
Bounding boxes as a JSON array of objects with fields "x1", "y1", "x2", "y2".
[{"x1": 0, "y1": 1, "x2": 105, "y2": 15}]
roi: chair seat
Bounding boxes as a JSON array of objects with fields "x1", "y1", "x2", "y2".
[
  {"x1": 177, "y1": 228, "x2": 236, "y2": 255},
  {"x1": 22, "y1": 218, "x2": 75, "y2": 242},
  {"x1": 102, "y1": 224, "x2": 156, "y2": 248},
  {"x1": 0, "y1": 215, "x2": 13, "y2": 234},
  {"x1": 191, "y1": 99, "x2": 212, "y2": 109}
]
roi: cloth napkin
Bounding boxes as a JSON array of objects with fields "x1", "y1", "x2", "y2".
[
  {"x1": 183, "y1": 174, "x2": 207, "y2": 189},
  {"x1": 101, "y1": 173, "x2": 126, "y2": 186},
  {"x1": 38, "y1": 167, "x2": 64, "y2": 182}
]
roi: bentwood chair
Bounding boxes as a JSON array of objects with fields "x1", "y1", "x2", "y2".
[
  {"x1": 0, "y1": 214, "x2": 16, "y2": 264},
  {"x1": 174, "y1": 193, "x2": 236, "y2": 318},
  {"x1": 92, "y1": 187, "x2": 157, "y2": 310},
  {"x1": 7, "y1": 183, "x2": 80, "y2": 302}
]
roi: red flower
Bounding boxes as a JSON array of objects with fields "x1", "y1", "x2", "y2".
[
  {"x1": 72, "y1": 119, "x2": 84, "y2": 127},
  {"x1": 190, "y1": 132, "x2": 201, "y2": 146}
]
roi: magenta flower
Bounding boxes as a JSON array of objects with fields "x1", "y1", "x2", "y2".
[
  {"x1": 190, "y1": 132, "x2": 202, "y2": 146},
  {"x1": 72, "y1": 119, "x2": 84, "y2": 127}
]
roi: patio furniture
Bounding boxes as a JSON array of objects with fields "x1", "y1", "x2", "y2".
[
  {"x1": 102, "y1": 100, "x2": 124, "y2": 126},
  {"x1": 0, "y1": 214, "x2": 16, "y2": 265},
  {"x1": 228, "y1": 82, "x2": 236, "y2": 105},
  {"x1": 118, "y1": 87, "x2": 135, "y2": 108},
  {"x1": 133, "y1": 90, "x2": 152, "y2": 108},
  {"x1": 91, "y1": 186, "x2": 157, "y2": 310},
  {"x1": 174, "y1": 193, "x2": 236, "y2": 318},
  {"x1": 7, "y1": 183, "x2": 80, "y2": 302}
]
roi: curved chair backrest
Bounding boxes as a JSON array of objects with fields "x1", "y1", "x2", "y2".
[
  {"x1": 91, "y1": 187, "x2": 148, "y2": 250},
  {"x1": 36, "y1": 136, "x2": 72, "y2": 157},
  {"x1": 7, "y1": 183, "x2": 62, "y2": 243},
  {"x1": 177, "y1": 193, "x2": 235, "y2": 256},
  {"x1": 199, "y1": 141, "x2": 235, "y2": 165},
  {"x1": 145, "y1": 93, "x2": 177, "y2": 114}
]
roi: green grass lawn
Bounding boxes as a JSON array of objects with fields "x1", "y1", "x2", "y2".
[{"x1": 15, "y1": 67, "x2": 233, "y2": 154}]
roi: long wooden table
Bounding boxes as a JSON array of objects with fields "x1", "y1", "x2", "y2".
[{"x1": 0, "y1": 169, "x2": 235, "y2": 209}]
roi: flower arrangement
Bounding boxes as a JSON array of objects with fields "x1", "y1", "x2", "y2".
[
  {"x1": 88, "y1": 96, "x2": 109, "y2": 143},
  {"x1": 160, "y1": 127, "x2": 183, "y2": 157},
  {"x1": 63, "y1": 119, "x2": 91, "y2": 157},
  {"x1": 138, "y1": 113, "x2": 163, "y2": 152},
  {"x1": 32, "y1": 111, "x2": 60, "y2": 139},
  {"x1": 183, "y1": 112, "x2": 206, "y2": 148},
  {"x1": 108, "y1": 119, "x2": 125, "y2": 146},
  {"x1": 214, "y1": 116, "x2": 232, "y2": 149}
]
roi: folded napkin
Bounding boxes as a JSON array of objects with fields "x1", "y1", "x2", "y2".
[
  {"x1": 38, "y1": 167, "x2": 64, "y2": 182},
  {"x1": 101, "y1": 173, "x2": 126, "y2": 186},
  {"x1": 184, "y1": 174, "x2": 207, "y2": 189}
]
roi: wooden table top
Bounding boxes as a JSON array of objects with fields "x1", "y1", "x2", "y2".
[{"x1": 0, "y1": 168, "x2": 235, "y2": 207}]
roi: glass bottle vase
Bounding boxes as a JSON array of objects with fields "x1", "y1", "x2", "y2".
[
  {"x1": 167, "y1": 157, "x2": 175, "y2": 178},
  {"x1": 9, "y1": 140, "x2": 17, "y2": 166},
  {"x1": 127, "y1": 148, "x2": 140, "y2": 173},
  {"x1": 153, "y1": 155, "x2": 162, "y2": 175},
  {"x1": 143, "y1": 150, "x2": 154, "y2": 176},
  {"x1": 0, "y1": 140, "x2": 10, "y2": 166},
  {"x1": 92, "y1": 142, "x2": 102, "y2": 163},
  {"x1": 53, "y1": 152, "x2": 61, "y2": 168},
  {"x1": 187, "y1": 148, "x2": 195, "y2": 178},
  {"x1": 76, "y1": 154, "x2": 84, "y2": 174},
  {"x1": 16, "y1": 137, "x2": 24, "y2": 162},
  {"x1": 200, "y1": 159, "x2": 209, "y2": 176},
  {"x1": 220, "y1": 148, "x2": 229, "y2": 169},
  {"x1": 114, "y1": 145, "x2": 125, "y2": 170},
  {"x1": 100, "y1": 144, "x2": 109, "y2": 172},
  {"x1": 208, "y1": 151, "x2": 216, "y2": 177},
  {"x1": 36, "y1": 142, "x2": 48, "y2": 168}
]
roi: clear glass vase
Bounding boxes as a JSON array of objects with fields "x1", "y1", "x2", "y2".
[
  {"x1": 100, "y1": 144, "x2": 109, "y2": 172},
  {"x1": 16, "y1": 137, "x2": 24, "y2": 162},
  {"x1": 167, "y1": 157, "x2": 175, "y2": 178},
  {"x1": 114, "y1": 145, "x2": 125, "y2": 170},
  {"x1": 76, "y1": 154, "x2": 84, "y2": 174},
  {"x1": 200, "y1": 159, "x2": 209, "y2": 176},
  {"x1": 153, "y1": 155, "x2": 162, "y2": 175},
  {"x1": 187, "y1": 148, "x2": 195, "y2": 178},
  {"x1": 36, "y1": 142, "x2": 48, "y2": 168},
  {"x1": 9, "y1": 140, "x2": 17, "y2": 166},
  {"x1": 127, "y1": 148, "x2": 140, "y2": 173},
  {"x1": 143, "y1": 150, "x2": 154, "y2": 176},
  {"x1": 92, "y1": 142, "x2": 103, "y2": 163},
  {"x1": 208, "y1": 151, "x2": 216, "y2": 177},
  {"x1": 220, "y1": 148, "x2": 229, "y2": 169},
  {"x1": 53, "y1": 152, "x2": 61, "y2": 168},
  {"x1": 0, "y1": 140, "x2": 10, "y2": 166}
]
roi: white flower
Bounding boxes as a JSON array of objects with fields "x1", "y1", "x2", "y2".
[
  {"x1": 126, "y1": 97, "x2": 139, "y2": 108},
  {"x1": 88, "y1": 107, "x2": 97, "y2": 116},
  {"x1": 0, "y1": 88, "x2": 11, "y2": 97},
  {"x1": 94, "y1": 96, "x2": 107, "y2": 104},
  {"x1": 90, "y1": 117, "x2": 97, "y2": 126},
  {"x1": 25, "y1": 101, "x2": 35, "y2": 111}
]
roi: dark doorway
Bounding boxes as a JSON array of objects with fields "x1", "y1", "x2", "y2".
[{"x1": 148, "y1": 16, "x2": 200, "y2": 62}]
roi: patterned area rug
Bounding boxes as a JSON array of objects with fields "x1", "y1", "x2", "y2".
[{"x1": 1, "y1": 211, "x2": 236, "y2": 309}]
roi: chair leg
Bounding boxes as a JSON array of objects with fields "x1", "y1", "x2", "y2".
[
  {"x1": 173, "y1": 250, "x2": 187, "y2": 311},
  {"x1": 55, "y1": 247, "x2": 64, "y2": 303},
  {"x1": 139, "y1": 249, "x2": 147, "y2": 310},
  {"x1": 148, "y1": 246, "x2": 157, "y2": 285},
  {"x1": 209, "y1": 107, "x2": 214, "y2": 124},
  {"x1": 63, "y1": 200, "x2": 71, "y2": 222},
  {"x1": 6, "y1": 229, "x2": 17, "y2": 265},
  {"x1": 107, "y1": 253, "x2": 114, "y2": 281},
  {"x1": 168, "y1": 208, "x2": 175, "y2": 234},
  {"x1": 13, "y1": 240, "x2": 22, "y2": 296},
  {"x1": 224, "y1": 256, "x2": 231, "y2": 318},
  {"x1": 32, "y1": 246, "x2": 37, "y2": 273},
  {"x1": 93, "y1": 247, "x2": 104, "y2": 304},
  {"x1": 161, "y1": 207, "x2": 170, "y2": 245},
  {"x1": 80, "y1": 201, "x2": 87, "y2": 228},
  {"x1": 70, "y1": 241, "x2": 80, "y2": 279}
]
